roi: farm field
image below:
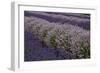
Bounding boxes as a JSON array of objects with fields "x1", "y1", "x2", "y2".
[{"x1": 24, "y1": 11, "x2": 90, "y2": 61}]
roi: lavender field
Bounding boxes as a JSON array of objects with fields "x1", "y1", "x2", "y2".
[{"x1": 24, "y1": 11, "x2": 90, "y2": 61}]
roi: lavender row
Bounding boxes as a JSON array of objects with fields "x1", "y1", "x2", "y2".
[
  {"x1": 25, "y1": 11, "x2": 90, "y2": 30},
  {"x1": 24, "y1": 16, "x2": 90, "y2": 59}
]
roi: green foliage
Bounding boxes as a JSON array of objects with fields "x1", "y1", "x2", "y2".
[
  {"x1": 50, "y1": 35, "x2": 57, "y2": 48},
  {"x1": 78, "y1": 41, "x2": 90, "y2": 58}
]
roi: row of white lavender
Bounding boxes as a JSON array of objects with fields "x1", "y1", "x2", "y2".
[{"x1": 25, "y1": 16, "x2": 90, "y2": 58}]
